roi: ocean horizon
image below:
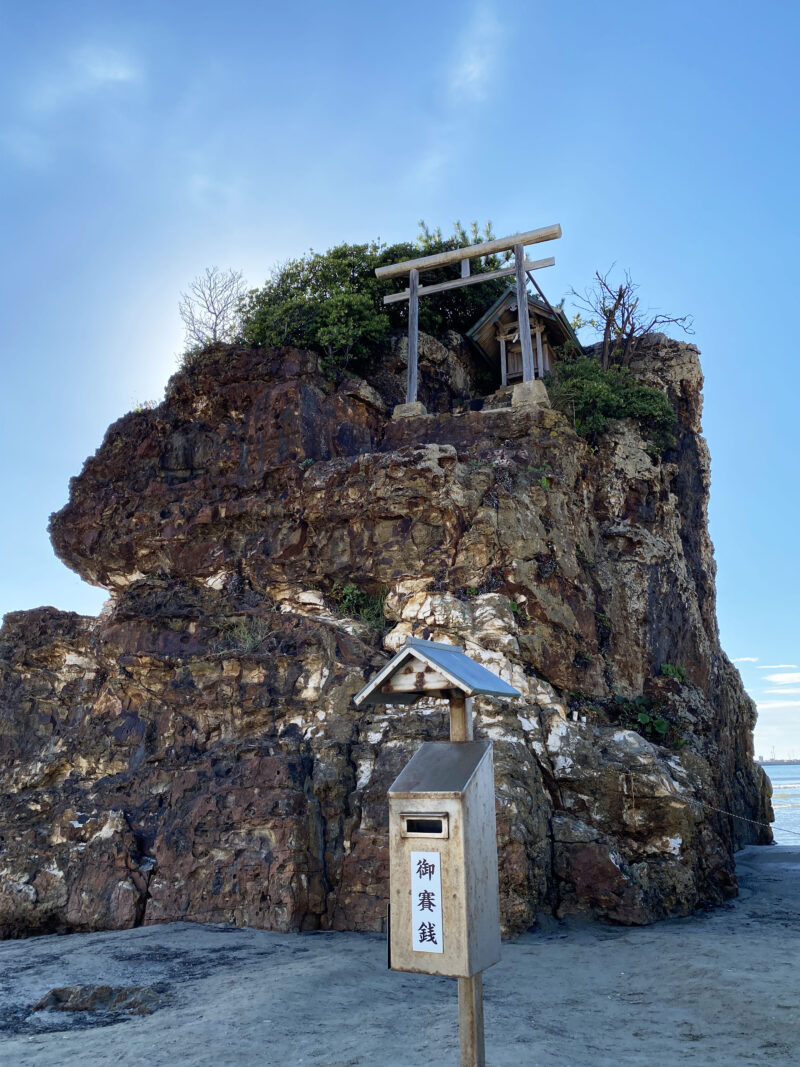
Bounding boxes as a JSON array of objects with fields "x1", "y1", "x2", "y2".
[{"x1": 762, "y1": 763, "x2": 800, "y2": 845}]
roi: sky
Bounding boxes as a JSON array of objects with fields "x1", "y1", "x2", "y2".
[{"x1": 1, "y1": 0, "x2": 798, "y2": 756}]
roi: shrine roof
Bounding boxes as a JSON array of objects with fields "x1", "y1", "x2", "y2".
[
  {"x1": 466, "y1": 286, "x2": 579, "y2": 365},
  {"x1": 353, "y1": 638, "x2": 521, "y2": 707}
]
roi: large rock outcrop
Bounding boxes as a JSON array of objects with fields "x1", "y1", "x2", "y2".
[{"x1": 0, "y1": 334, "x2": 772, "y2": 939}]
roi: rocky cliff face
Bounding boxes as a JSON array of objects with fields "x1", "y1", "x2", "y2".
[{"x1": 0, "y1": 334, "x2": 772, "y2": 939}]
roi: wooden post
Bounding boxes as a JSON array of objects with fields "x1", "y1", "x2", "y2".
[
  {"x1": 535, "y1": 327, "x2": 544, "y2": 380},
  {"x1": 461, "y1": 258, "x2": 470, "y2": 278},
  {"x1": 514, "y1": 244, "x2": 535, "y2": 382},
  {"x1": 449, "y1": 689, "x2": 483, "y2": 1067},
  {"x1": 407, "y1": 268, "x2": 419, "y2": 404},
  {"x1": 449, "y1": 691, "x2": 473, "y2": 742},
  {"x1": 499, "y1": 338, "x2": 507, "y2": 387},
  {"x1": 458, "y1": 974, "x2": 486, "y2": 1067}
]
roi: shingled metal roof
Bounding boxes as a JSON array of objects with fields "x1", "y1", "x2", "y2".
[{"x1": 353, "y1": 638, "x2": 521, "y2": 707}]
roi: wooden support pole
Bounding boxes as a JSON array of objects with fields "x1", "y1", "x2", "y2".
[
  {"x1": 448, "y1": 691, "x2": 473, "y2": 742},
  {"x1": 458, "y1": 973, "x2": 486, "y2": 1067},
  {"x1": 527, "y1": 269, "x2": 560, "y2": 321},
  {"x1": 461, "y1": 258, "x2": 470, "y2": 278},
  {"x1": 449, "y1": 689, "x2": 484, "y2": 1067},
  {"x1": 514, "y1": 244, "x2": 535, "y2": 382},
  {"x1": 535, "y1": 327, "x2": 544, "y2": 380},
  {"x1": 499, "y1": 338, "x2": 507, "y2": 387},
  {"x1": 407, "y1": 268, "x2": 419, "y2": 404}
]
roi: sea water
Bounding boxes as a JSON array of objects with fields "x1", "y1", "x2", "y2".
[{"x1": 763, "y1": 764, "x2": 800, "y2": 845}]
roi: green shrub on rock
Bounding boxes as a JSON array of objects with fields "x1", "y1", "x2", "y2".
[
  {"x1": 237, "y1": 223, "x2": 509, "y2": 378},
  {"x1": 660, "y1": 662, "x2": 687, "y2": 683},
  {"x1": 329, "y1": 581, "x2": 387, "y2": 630},
  {"x1": 546, "y1": 356, "x2": 677, "y2": 451}
]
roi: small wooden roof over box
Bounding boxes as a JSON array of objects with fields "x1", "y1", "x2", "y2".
[{"x1": 353, "y1": 638, "x2": 520, "y2": 707}]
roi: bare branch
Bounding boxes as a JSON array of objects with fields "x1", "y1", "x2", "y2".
[
  {"x1": 570, "y1": 267, "x2": 693, "y2": 369},
  {"x1": 179, "y1": 266, "x2": 246, "y2": 349}
]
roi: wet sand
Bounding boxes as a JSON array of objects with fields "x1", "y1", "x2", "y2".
[{"x1": 1, "y1": 845, "x2": 798, "y2": 1066}]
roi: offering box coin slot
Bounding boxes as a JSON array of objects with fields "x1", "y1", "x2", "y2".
[{"x1": 401, "y1": 813, "x2": 449, "y2": 839}]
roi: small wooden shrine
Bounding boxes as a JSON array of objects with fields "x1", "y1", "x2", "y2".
[{"x1": 466, "y1": 288, "x2": 579, "y2": 387}]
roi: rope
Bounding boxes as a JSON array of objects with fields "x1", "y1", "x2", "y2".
[
  {"x1": 622, "y1": 770, "x2": 800, "y2": 838},
  {"x1": 700, "y1": 799, "x2": 800, "y2": 839}
]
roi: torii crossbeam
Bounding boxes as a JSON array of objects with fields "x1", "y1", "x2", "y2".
[{"x1": 375, "y1": 223, "x2": 562, "y2": 405}]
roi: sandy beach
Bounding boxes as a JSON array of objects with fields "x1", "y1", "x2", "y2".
[{"x1": 1, "y1": 845, "x2": 798, "y2": 1066}]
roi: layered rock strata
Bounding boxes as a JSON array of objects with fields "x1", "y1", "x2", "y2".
[{"x1": 0, "y1": 335, "x2": 772, "y2": 938}]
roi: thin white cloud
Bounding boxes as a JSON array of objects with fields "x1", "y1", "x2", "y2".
[
  {"x1": 757, "y1": 664, "x2": 798, "y2": 669},
  {"x1": 2, "y1": 43, "x2": 143, "y2": 169},
  {"x1": 447, "y1": 3, "x2": 505, "y2": 105},
  {"x1": 765, "y1": 688, "x2": 800, "y2": 694},
  {"x1": 26, "y1": 44, "x2": 141, "y2": 114},
  {"x1": 401, "y1": 2, "x2": 506, "y2": 195},
  {"x1": 765, "y1": 673, "x2": 800, "y2": 685},
  {"x1": 732, "y1": 656, "x2": 758, "y2": 663},
  {"x1": 403, "y1": 2, "x2": 504, "y2": 195},
  {"x1": 757, "y1": 700, "x2": 800, "y2": 710}
]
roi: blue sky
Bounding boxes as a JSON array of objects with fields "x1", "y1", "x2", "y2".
[{"x1": 1, "y1": 0, "x2": 798, "y2": 755}]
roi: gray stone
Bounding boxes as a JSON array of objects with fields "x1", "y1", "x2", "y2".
[
  {"x1": 511, "y1": 379, "x2": 550, "y2": 408},
  {"x1": 32, "y1": 984, "x2": 162, "y2": 1016},
  {"x1": 392, "y1": 400, "x2": 428, "y2": 419}
]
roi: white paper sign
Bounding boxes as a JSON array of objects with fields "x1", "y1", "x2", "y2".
[{"x1": 410, "y1": 850, "x2": 443, "y2": 953}]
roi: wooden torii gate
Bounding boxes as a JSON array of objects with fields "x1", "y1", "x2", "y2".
[{"x1": 375, "y1": 223, "x2": 562, "y2": 407}]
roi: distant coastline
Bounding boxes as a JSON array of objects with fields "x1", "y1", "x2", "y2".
[{"x1": 757, "y1": 759, "x2": 800, "y2": 766}]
